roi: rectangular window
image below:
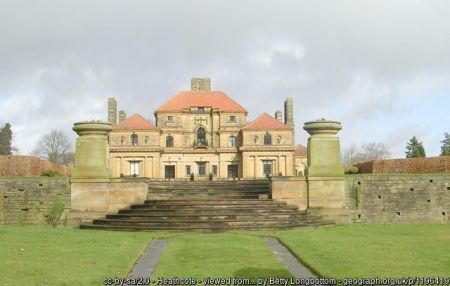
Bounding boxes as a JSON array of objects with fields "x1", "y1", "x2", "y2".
[
  {"x1": 197, "y1": 162, "x2": 206, "y2": 176},
  {"x1": 228, "y1": 136, "x2": 236, "y2": 147},
  {"x1": 185, "y1": 165, "x2": 191, "y2": 176},
  {"x1": 166, "y1": 116, "x2": 173, "y2": 122},
  {"x1": 228, "y1": 115, "x2": 236, "y2": 123},
  {"x1": 262, "y1": 160, "x2": 273, "y2": 176},
  {"x1": 129, "y1": 161, "x2": 140, "y2": 176},
  {"x1": 212, "y1": 165, "x2": 217, "y2": 176},
  {"x1": 198, "y1": 107, "x2": 205, "y2": 112}
]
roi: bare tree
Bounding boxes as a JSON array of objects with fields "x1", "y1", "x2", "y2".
[
  {"x1": 358, "y1": 142, "x2": 391, "y2": 161},
  {"x1": 32, "y1": 130, "x2": 73, "y2": 165},
  {"x1": 341, "y1": 144, "x2": 360, "y2": 168},
  {"x1": 342, "y1": 142, "x2": 391, "y2": 167}
]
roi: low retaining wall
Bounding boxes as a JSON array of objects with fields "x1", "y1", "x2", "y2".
[
  {"x1": 0, "y1": 155, "x2": 71, "y2": 176},
  {"x1": 345, "y1": 174, "x2": 450, "y2": 223},
  {"x1": 0, "y1": 177, "x2": 70, "y2": 225},
  {"x1": 69, "y1": 177, "x2": 148, "y2": 225},
  {"x1": 356, "y1": 157, "x2": 450, "y2": 174}
]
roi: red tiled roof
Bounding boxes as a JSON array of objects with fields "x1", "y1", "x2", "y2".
[
  {"x1": 113, "y1": 114, "x2": 157, "y2": 131},
  {"x1": 155, "y1": 91, "x2": 247, "y2": 113},
  {"x1": 243, "y1": 113, "x2": 292, "y2": 130},
  {"x1": 295, "y1": 144, "x2": 307, "y2": 157}
]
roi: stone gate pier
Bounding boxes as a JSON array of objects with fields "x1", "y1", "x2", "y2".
[{"x1": 271, "y1": 119, "x2": 349, "y2": 223}]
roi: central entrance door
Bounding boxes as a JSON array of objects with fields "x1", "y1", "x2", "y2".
[
  {"x1": 165, "y1": 165, "x2": 175, "y2": 180},
  {"x1": 227, "y1": 164, "x2": 238, "y2": 179}
]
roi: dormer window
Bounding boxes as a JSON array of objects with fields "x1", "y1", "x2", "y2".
[
  {"x1": 131, "y1": 134, "x2": 138, "y2": 145},
  {"x1": 228, "y1": 115, "x2": 236, "y2": 123}
]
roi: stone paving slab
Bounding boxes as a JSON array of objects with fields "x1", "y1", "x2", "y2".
[
  {"x1": 263, "y1": 237, "x2": 317, "y2": 279},
  {"x1": 126, "y1": 239, "x2": 167, "y2": 284}
]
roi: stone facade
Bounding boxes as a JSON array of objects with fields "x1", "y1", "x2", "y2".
[
  {"x1": 357, "y1": 157, "x2": 450, "y2": 174},
  {"x1": 0, "y1": 155, "x2": 71, "y2": 177},
  {"x1": 0, "y1": 177, "x2": 70, "y2": 225},
  {"x1": 107, "y1": 78, "x2": 295, "y2": 180}
]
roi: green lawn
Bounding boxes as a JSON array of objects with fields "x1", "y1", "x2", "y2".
[
  {"x1": 1, "y1": 224, "x2": 449, "y2": 285},
  {"x1": 0, "y1": 226, "x2": 155, "y2": 286},
  {"x1": 151, "y1": 233, "x2": 291, "y2": 282},
  {"x1": 276, "y1": 224, "x2": 450, "y2": 278}
]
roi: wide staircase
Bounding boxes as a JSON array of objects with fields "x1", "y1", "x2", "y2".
[{"x1": 80, "y1": 180, "x2": 334, "y2": 231}]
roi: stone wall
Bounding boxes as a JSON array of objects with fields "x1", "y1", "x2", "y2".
[
  {"x1": 345, "y1": 174, "x2": 450, "y2": 223},
  {"x1": 0, "y1": 155, "x2": 71, "y2": 177},
  {"x1": 0, "y1": 177, "x2": 70, "y2": 225},
  {"x1": 356, "y1": 157, "x2": 450, "y2": 174}
]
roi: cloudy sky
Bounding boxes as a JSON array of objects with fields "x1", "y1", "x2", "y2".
[{"x1": 1, "y1": 0, "x2": 449, "y2": 158}]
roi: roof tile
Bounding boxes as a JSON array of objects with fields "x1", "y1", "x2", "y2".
[
  {"x1": 155, "y1": 91, "x2": 247, "y2": 113},
  {"x1": 113, "y1": 113, "x2": 157, "y2": 131},
  {"x1": 243, "y1": 113, "x2": 292, "y2": 130},
  {"x1": 295, "y1": 144, "x2": 307, "y2": 157}
]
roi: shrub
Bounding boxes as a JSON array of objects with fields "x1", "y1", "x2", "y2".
[
  {"x1": 41, "y1": 169, "x2": 64, "y2": 177},
  {"x1": 45, "y1": 198, "x2": 65, "y2": 227},
  {"x1": 345, "y1": 166, "x2": 359, "y2": 174}
]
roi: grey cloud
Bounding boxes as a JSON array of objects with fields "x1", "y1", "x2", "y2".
[{"x1": 1, "y1": 0, "x2": 449, "y2": 156}]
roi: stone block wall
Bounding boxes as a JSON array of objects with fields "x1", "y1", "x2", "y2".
[
  {"x1": 356, "y1": 157, "x2": 450, "y2": 174},
  {"x1": 345, "y1": 174, "x2": 450, "y2": 223},
  {"x1": 0, "y1": 155, "x2": 71, "y2": 177},
  {"x1": 0, "y1": 177, "x2": 70, "y2": 225},
  {"x1": 270, "y1": 176, "x2": 308, "y2": 210}
]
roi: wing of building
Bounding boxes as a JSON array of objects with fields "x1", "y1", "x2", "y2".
[{"x1": 107, "y1": 78, "x2": 297, "y2": 180}]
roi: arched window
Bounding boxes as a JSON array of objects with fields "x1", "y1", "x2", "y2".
[
  {"x1": 196, "y1": 127, "x2": 207, "y2": 147},
  {"x1": 228, "y1": 135, "x2": 236, "y2": 147},
  {"x1": 264, "y1": 133, "x2": 272, "y2": 145},
  {"x1": 131, "y1": 134, "x2": 138, "y2": 145},
  {"x1": 166, "y1": 135, "x2": 174, "y2": 147}
]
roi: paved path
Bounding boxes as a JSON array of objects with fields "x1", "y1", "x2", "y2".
[
  {"x1": 263, "y1": 237, "x2": 317, "y2": 279},
  {"x1": 126, "y1": 239, "x2": 167, "y2": 283}
]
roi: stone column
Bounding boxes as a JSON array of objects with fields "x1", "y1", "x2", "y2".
[
  {"x1": 303, "y1": 120, "x2": 344, "y2": 177},
  {"x1": 71, "y1": 121, "x2": 113, "y2": 179},
  {"x1": 303, "y1": 119, "x2": 347, "y2": 221}
]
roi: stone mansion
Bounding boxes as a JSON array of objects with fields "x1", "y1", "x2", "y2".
[{"x1": 107, "y1": 78, "x2": 305, "y2": 179}]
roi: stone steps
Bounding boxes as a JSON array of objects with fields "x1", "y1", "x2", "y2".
[{"x1": 80, "y1": 180, "x2": 334, "y2": 231}]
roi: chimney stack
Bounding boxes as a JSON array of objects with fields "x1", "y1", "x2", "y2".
[
  {"x1": 108, "y1": 98, "x2": 117, "y2": 126},
  {"x1": 284, "y1": 98, "x2": 294, "y2": 127},
  {"x1": 191, "y1": 78, "x2": 211, "y2": 91},
  {"x1": 119, "y1": 110, "x2": 127, "y2": 123},
  {"x1": 275, "y1": 111, "x2": 283, "y2": 123}
]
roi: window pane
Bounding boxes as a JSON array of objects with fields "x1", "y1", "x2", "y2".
[
  {"x1": 197, "y1": 162, "x2": 206, "y2": 176},
  {"x1": 262, "y1": 160, "x2": 272, "y2": 176},
  {"x1": 185, "y1": 165, "x2": 191, "y2": 176},
  {"x1": 264, "y1": 133, "x2": 272, "y2": 145},
  {"x1": 228, "y1": 136, "x2": 236, "y2": 147},
  {"x1": 131, "y1": 134, "x2": 138, "y2": 145}
]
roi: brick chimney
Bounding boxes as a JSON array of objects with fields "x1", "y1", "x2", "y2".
[
  {"x1": 284, "y1": 98, "x2": 294, "y2": 127},
  {"x1": 191, "y1": 78, "x2": 211, "y2": 91},
  {"x1": 108, "y1": 98, "x2": 117, "y2": 126},
  {"x1": 119, "y1": 110, "x2": 127, "y2": 123},
  {"x1": 275, "y1": 111, "x2": 283, "y2": 123}
]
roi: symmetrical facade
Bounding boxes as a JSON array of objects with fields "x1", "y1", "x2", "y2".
[{"x1": 107, "y1": 78, "x2": 296, "y2": 180}]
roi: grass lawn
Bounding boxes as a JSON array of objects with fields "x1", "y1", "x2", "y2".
[
  {"x1": 0, "y1": 225, "x2": 155, "y2": 286},
  {"x1": 151, "y1": 233, "x2": 291, "y2": 282},
  {"x1": 276, "y1": 224, "x2": 450, "y2": 279},
  {"x1": 1, "y1": 224, "x2": 450, "y2": 285}
]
